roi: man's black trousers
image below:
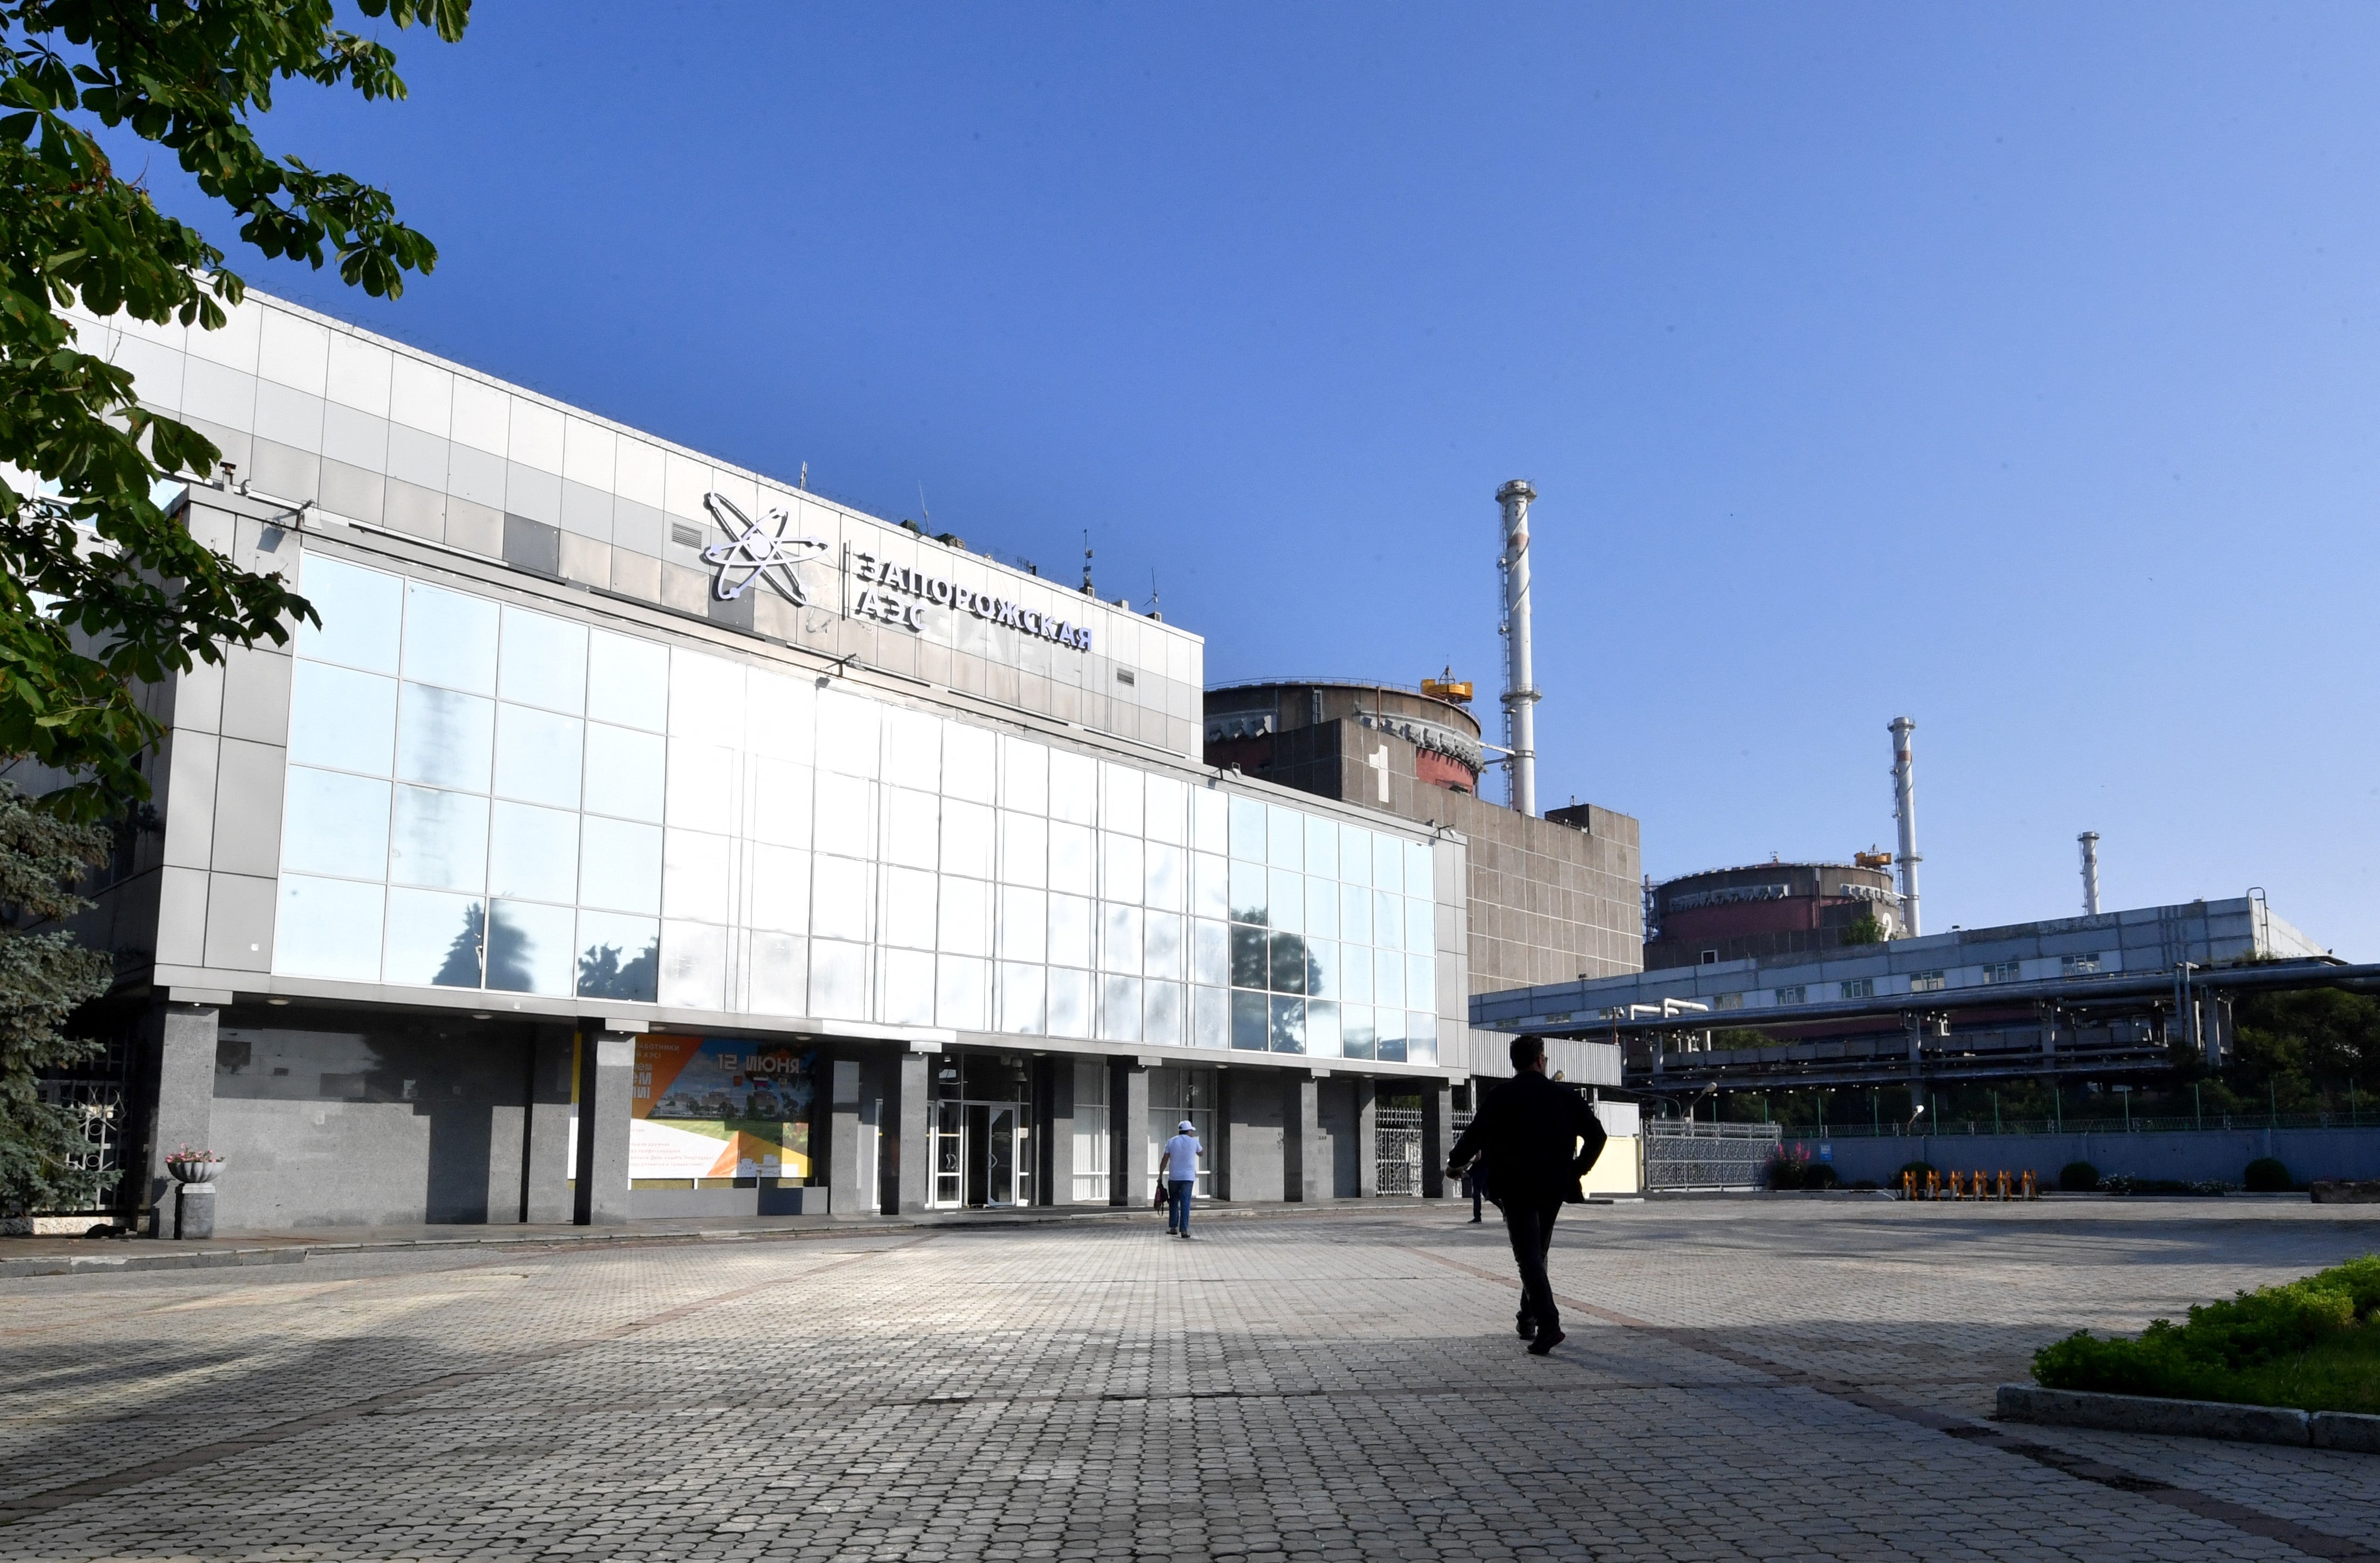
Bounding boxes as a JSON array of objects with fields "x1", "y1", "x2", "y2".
[{"x1": 1501, "y1": 1196, "x2": 1564, "y2": 1335}]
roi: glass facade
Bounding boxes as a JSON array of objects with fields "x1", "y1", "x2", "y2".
[{"x1": 275, "y1": 552, "x2": 1441, "y2": 1061}]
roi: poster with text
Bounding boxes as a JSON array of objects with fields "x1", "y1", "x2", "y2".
[{"x1": 630, "y1": 1035, "x2": 817, "y2": 1181}]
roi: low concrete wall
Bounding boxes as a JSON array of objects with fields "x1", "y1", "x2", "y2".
[{"x1": 1802, "y1": 1126, "x2": 2380, "y2": 1187}]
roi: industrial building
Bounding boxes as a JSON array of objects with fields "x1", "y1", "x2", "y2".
[{"x1": 1644, "y1": 858, "x2": 1903, "y2": 970}]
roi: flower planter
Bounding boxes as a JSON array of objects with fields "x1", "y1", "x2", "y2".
[{"x1": 166, "y1": 1158, "x2": 222, "y2": 1185}]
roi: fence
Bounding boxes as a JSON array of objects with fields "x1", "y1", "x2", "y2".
[
  {"x1": 1771, "y1": 1111, "x2": 2365, "y2": 1140},
  {"x1": 1377, "y1": 1107, "x2": 1423, "y2": 1195},
  {"x1": 1643, "y1": 1120, "x2": 1781, "y2": 1192}
]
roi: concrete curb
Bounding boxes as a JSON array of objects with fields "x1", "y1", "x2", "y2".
[{"x1": 1997, "y1": 1384, "x2": 2380, "y2": 1450}]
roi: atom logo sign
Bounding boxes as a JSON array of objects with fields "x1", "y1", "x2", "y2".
[{"x1": 701, "y1": 493, "x2": 829, "y2": 604}]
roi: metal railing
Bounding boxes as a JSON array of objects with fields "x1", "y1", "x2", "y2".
[
  {"x1": 1765, "y1": 1111, "x2": 2372, "y2": 1140},
  {"x1": 1642, "y1": 1119, "x2": 1780, "y2": 1192},
  {"x1": 1377, "y1": 1107, "x2": 1424, "y2": 1195}
]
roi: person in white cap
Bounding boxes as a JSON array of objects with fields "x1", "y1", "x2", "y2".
[{"x1": 1158, "y1": 1119, "x2": 1202, "y2": 1238}]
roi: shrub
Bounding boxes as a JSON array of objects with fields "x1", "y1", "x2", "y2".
[
  {"x1": 1803, "y1": 1164, "x2": 1841, "y2": 1191},
  {"x1": 1765, "y1": 1144, "x2": 1812, "y2": 1190},
  {"x1": 2244, "y1": 1157, "x2": 2294, "y2": 1193},
  {"x1": 1896, "y1": 1160, "x2": 1936, "y2": 1185},
  {"x1": 2033, "y1": 1256, "x2": 2380, "y2": 1404},
  {"x1": 2059, "y1": 1160, "x2": 2101, "y2": 1192}
]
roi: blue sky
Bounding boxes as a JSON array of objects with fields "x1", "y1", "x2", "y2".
[{"x1": 123, "y1": 4, "x2": 2380, "y2": 955}]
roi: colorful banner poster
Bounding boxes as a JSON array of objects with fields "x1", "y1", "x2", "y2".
[{"x1": 630, "y1": 1035, "x2": 817, "y2": 1182}]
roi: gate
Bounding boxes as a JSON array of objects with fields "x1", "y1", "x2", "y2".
[
  {"x1": 35, "y1": 1034, "x2": 139, "y2": 1214},
  {"x1": 1642, "y1": 1120, "x2": 1780, "y2": 1192},
  {"x1": 1375, "y1": 1107, "x2": 1423, "y2": 1195}
]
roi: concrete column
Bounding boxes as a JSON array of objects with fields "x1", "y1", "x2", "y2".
[
  {"x1": 143, "y1": 1002, "x2": 218, "y2": 1238},
  {"x1": 1421, "y1": 1079, "x2": 1454, "y2": 1199},
  {"x1": 892, "y1": 1051, "x2": 930, "y2": 1214},
  {"x1": 572, "y1": 1031, "x2": 635, "y2": 1226},
  {"x1": 829, "y1": 1058, "x2": 870, "y2": 1215},
  {"x1": 1284, "y1": 1072, "x2": 1321, "y2": 1202},
  {"x1": 1212, "y1": 1069, "x2": 1238, "y2": 1201},
  {"x1": 1354, "y1": 1078, "x2": 1378, "y2": 1198},
  {"x1": 1043, "y1": 1058, "x2": 1075, "y2": 1206},
  {"x1": 1108, "y1": 1057, "x2": 1149, "y2": 1206},
  {"x1": 523, "y1": 1027, "x2": 575, "y2": 1224}
]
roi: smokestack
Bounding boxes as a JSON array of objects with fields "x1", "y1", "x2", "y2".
[
  {"x1": 2079, "y1": 831, "x2": 2101, "y2": 916},
  {"x1": 1496, "y1": 479, "x2": 1539, "y2": 817},
  {"x1": 1888, "y1": 716, "x2": 1921, "y2": 935}
]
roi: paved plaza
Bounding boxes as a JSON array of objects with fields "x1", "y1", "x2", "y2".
[{"x1": 4, "y1": 1199, "x2": 2378, "y2": 1562}]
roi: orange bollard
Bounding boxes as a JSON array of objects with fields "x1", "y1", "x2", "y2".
[
  {"x1": 1997, "y1": 1170, "x2": 2011, "y2": 1201},
  {"x1": 1974, "y1": 1171, "x2": 1988, "y2": 1202},
  {"x1": 1926, "y1": 1170, "x2": 1941, "y2": 1200},
  {"x1": 1902, "y1": 1169, "x2": 1916, "y2": 1200},
  {"x1": 2021, "y1": 1168, "x2": 2038, "y2": 1200}
]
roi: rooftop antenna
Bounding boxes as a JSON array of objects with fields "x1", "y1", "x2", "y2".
[
  {"x1": 1080, "y1": 531, "x2": 1095, "y2": 596},
  {"x1": 1148, "y1": 568, "x2": 1161, "y2": 621},
  {"x1": 918, "y1": 483, "x2": 930, "y2": 529},
  {"x1": 798, "y1": 461, "x2": 808, "y2": 492}
]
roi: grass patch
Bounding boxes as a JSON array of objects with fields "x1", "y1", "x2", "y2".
[{"x1": 2033, "y1": 1255, "x2": 2380, "y2": 1414}]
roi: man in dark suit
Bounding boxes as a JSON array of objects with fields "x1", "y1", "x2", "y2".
[{"x1": 1445, "y1": 1034, "x2": 1608, "y2": 1355}]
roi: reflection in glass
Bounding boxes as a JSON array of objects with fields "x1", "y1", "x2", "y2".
[
  {"x1": 1048, "y1": 821, "x2": 1094, "y2": 896},
  {"x1": 1375, "y1": 950, "x2": 1406, "y2": 1008},
  {"x1": 1307, "y1": 1000, "x2": 1340, "y2": 1058},
  {"x1": 1100, "y1": 903, "x2": 1142, "y2": 975},
  {"x1": 667, "y1": 739, "x2": 735, "y2": 831},
  {"x1": 1100, "y1": 974, "x2": 1142, "y2": 1041},
  {"x1": 1047, "y1": 966, "x2": 1092, "y2": 1038},
  {"x1": 297, "y1": 555, "x2": 402, "y2": 674},
  {"x1": 288, "y1": 662, "x2": 397, "y2": 777},
  {"x1": 384, "y1": 887, "x2": 484, "y2": 987},
  {"x1": 812, "y1": 770, "x2": 870, "y2": 845},
  {"x1": 1373, "y1": 835, "x2": 1402, "y2": 893},
  {"x1": 1229, "y1": 924, "x2": 1268, "y2": 989},
  {"x1": 1341, "y1": 882, "x2": 1372, "y2": 944},
  {"x1": 811, "y1": 854, "x2": 870, "y2": 942},
  {"x1": 747, "y1": 844, "x2": 809, "y2": 934},
  {"x1": 1344, "y1": 945, "x2": 1374, "y2": 1007},
  {"x1": 998, "y1": 962, "x2": 1046, "y2": 1034},
  {"x1": 1144, "y1": 981, "x2": 1183, "y2": 1046},
  {"x1": 1048, "y1": 751, "x2": 1096, "y2": 824},
  {"x1": 997, "y1": 887, "x2": 1047, "y2": 962},
  {"x1": 1265, "y1": 803, "x2": 1302, "y2": 869},
  {"x1": 1143, "y1": 911, "x2": 1184, "y2": 981},
  {"x1": 882, "y1": 865, "x2": 937, "y2": 950},
  {"x1": 1229, "y1": 859, "x2": 1267, "y2": 925},
  {"x1": 809, "y1": 939, "x2": 867, "y2": 1018},
  {"x1": 583, "y1": 723, "x2": 666, "y2": 821},
  {"x1": 587, "y1": 629, "x2": 669, "y2": 731},
  {"x1": 1191, "y1": 852, "x2": 1228, "y2": 919},
  {"x1": 1304, "y1": 816, "x2": 1338, "y2": 878},
  {"x1": 1267, "y1": 869, "x2": 1303, "y2": 934},
  {"x1": 1305, "y1": 876, "x2": 1339, "y2": 939},
  {"x1": 1192, "y1": 984, "x2": 1229, "y2": 1049},
  {"x1": 1191, "y1": 919, "x2": 1229, "y2": 987},
  {"x1": 1340, "y1": 1002, "x2": 1376, "y2": 1061},
  {"x1": 1134, "y1": 841, "x2": 1181, "y2": 913},
  {"x1": 1100, "y1": 763, "x2": 1142, "y2": 835},
  {"x1": 937, "y1": 955, "x2": 988, "y2": 1029},
  {"x1": 273, "y1": 875, "x2": 384, "y2": 981},
  {"x1": 493, "y1": 704, "x2": 583, "y2": 808},
  {"x1": 1047, "y1": 893, "x2": 1093, "y2": 970},
  {"x1": 402, "y1": 581, "x2": 499, "y2": 696},
  {"x1": 1230, "y1": 989, "x2": 1269, "y2": 1050},
  {"x1": 486, "y1": 800, "x2": 578, "y2": 904},
  {"x1": 389, "y1": 785, "x2": 487, "y2": 892},
  {"x1": 884, "y1": 709, "x2": 941, "y2": 791},
  {"x1": 281, "y1": 767, "x2": 390, "y2": 880},
  {"x1": 1229, "y1": 795, "x2": 1265, "y2": 861},
  {"x1": 938, "y1": 877, "x2": 991, "y2": 957},
  {"x1": 396, "y1": 683, "x2": 494, "y2": 792},
  {"x1": 487, "y1": 899, "x2": 574, "y2": 995},
  {"x1": 579, "y1": 816, "x2": 662, "y2": 915},
  {"x1": 1339, "y1": 823, "x2": 1371, "y2": 886},
  {"x1": 1405, "y1": 841, "x2": 1434, "y2": 899},
  {"x1": 883, "y1": 786, "x2": 939, "y2": 870},
  {"x1": 1269, "y1": 930, "x2": 1308, "y2": 995},
  {"x1": 1408, "y1": 952, "x2": 1437, "y2": 1011},
  {"x1": 574, "y1": 910, "x2": 659, "y2": 1002},
  {"x1": 999, "y1": 735, "x2": 1047, "y2": 814},
  {"x1": 662, "y1": 828, "x2": 731, "y2": 923},
  {"x1": 750, "y1": 757, "x2": 812, "y2": 847},
  {"x1": 1099, "y1": 834, "x2": 1142, "y2": 905},
  {"x1": 1143, "y1": 774, "x2": 1185, "y2": 845},
  {"x1": 1306, "y1": 937, "x2": 1338, "y2": 1000},
  {"x1": 1191, "y1": 788, "x2": 1228, "y2": 853},
  {"x1": 878, "y1": 947, "x2": 934, "y2": 1027},
  {"x1": 1376, "y1": 1006, "x2": 1408, "y2": 1063},
  {"x1": 1374, "y1": 892, "x2": 1402, "y2": 955},
  {"x1": 1407, "y1": 897, "x2": 1434, "y2": 954},
  {"x1": 1407, "y1": 1010, "x2": 1438, "y2": 1066},
  {"x1": 1269, "y1": 994, "x2": 1305, "y2": 1053},
  {"x1": 498, "y1": 606, "x2": 587, "y2": 714},
  {"x1": 942, "y1": 723, "x2": 995, "y2": 805},
  {"x1": 998, "y1": 811, "x2": 1047, "y2": 888},
  {"x1": 747, "y1": 931, "x2": 806, "y2": 1015},
  {"x1": 941, "y1": 799, "x2": 994, "y2": 880}
]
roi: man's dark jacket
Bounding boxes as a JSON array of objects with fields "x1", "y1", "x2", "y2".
[{"x1": 1447, "y1": 1071, "x2": 1608, "y2": 1205}]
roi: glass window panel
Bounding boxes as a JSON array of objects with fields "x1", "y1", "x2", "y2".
[
  {"x1": 1100, "y1": 903, "x2": 1142, "y2": 975},
  {"x1": 1048, "y1": 821, "x2": 1094, "y2": 895},
  {"x1": 1304, "y1": 816, "x2": 1339, "y2": 879},
  {"x1": 281, "y1": 767, "x2": 390, "y2": 880},
  {"x1": 1373, "y1": 891, "x2": 1402, "y2": 954},
  {"x1": 1341, "y1": 882, "x2": 1372, "y2": 944},
  {"x1": 816, "y1": 690, "x2": 880, "y2": 777},
  {"x1": 1192, "y1": 919, "x2": 1229, "y2": 987},
  {"x1": 1372, "y1": 835, "x2": 1403, "y2": 893},
  {"x1": 999, "y1": 811, "x2": 1047, "y2": 888},
  {"x1": 1306, "y1": 937, "x2": 1339, "y2": 1001},
  {"x1": 1344, "y1": 944, "x2": 1374, "y2": 1007},
  {"x1": 1305, "y1": 876, "x2": 1339, "y2": 939},
  {"x1": 1229, "y1": 923, "x2": 1269, "y2": 989},
  {"x1": 1143, "y1": 774, "x2": 1185, "y2": 846},
  {"x1": 1191, "y1": 852, "x2": 1229, "y2": 919},
  {"x1": 1144, "y1": 842, "x2": 1184, "y2": 913},
  {"x1": 579, "y1": 816, "x2": 662, "y2": 915},
  {"x1": 1376, "y1": 1007, "x2": 1408, "y2": 1063},
  {"x1": 809, "y1": 939, "x2": 868, "y2": 1019},
  {"x1": 666, "y1": 740, "x2": 735, "y2": 831},
  {"x1": 574, "y1": 910, "x2": 659, "y2": 1001},
  {"x1": 1267, "y1": 869, "x2": 1303, "y2": 933},
  {"x1": 497, "y1": 607, "x2": 587, "y2": 715},
  {"x1": 1231, "y1": 989, "x2": 1269, "y2": 1050},
  {"x1": 942, "y1": 722, "x2": 995, "y2": 804},
  {"x1": 1307, "y1": 1000, "x2": 1341, "y2": 1059},
  {"x1": 1228, "y1": 795, "x2": 1265, "y2": 861},
  {"x1": 662, "y1": 828, "x2": 731, "y2": 922},
  {"x1": 1047, "y1": 967, "x2": 1092, "y2": 1038},
  {"x1": 1266, "y1": 804, "x2": 1303, "y2": 870},
  {"x1": 667, "y1": 647, "x2": 743, "y2": 741},
  {"x1": 1000, "y1": 735, "x2": 1048, "y2": 813},
  {"x1": 389, "y1": 785, "x2": 487, "y2": 892},
  {"x1": 1144, "y1": 911, "x2": 1184, "y2": 981},
  {"x1": 1144, "y1": 981, "x2": 1184, "y2": 1046},
  {"x1": 586, "y1": 630, "x2": 668, "y2": 731},
  {"x1": 743, "y1": 669, "x2": 815, "y2": 761},
  {"x1": 997, "y1": 887, "x2": 1047, "y2": 963},
  {"x1": 1406, "y1": 897, "x2": 1434, "y2": 954},
  {"x1": 1100, "y1": 975, "x2": 1142, "y2": 1041},
  {"x1": 1192, "y1": 985, "x2": 1229, "y2": 1049},
  {"x1": 747, "y1": 931, "x2": 806, "y2": 1015},
  {"x1": 1099, "y1": 763, "x2": 1143, "y2": 835},
  {"x1": 493, "y1": 704, "x2": 583, "y2": 808},
  {"x1": 288, "y1": 662, "x2": 397, "y2": 776},
  {"x1": 487, "y1": 800, "x2": 577, "y2": 904},
  {"x1": 486, "y1": 899, "x2": 574, "y2": 995},
  {"x1": 877, "y1": 947, "x2": 934, "y2": 1027},
  {"x1": 384, "y1": 887, "x2": 485, "y2": 987},
  {"x1": 1269, "y1": 995, "x2": 1306, "y2": 1054},
  {"x1": 1374, "y1": 948, "x2": 1406, "y2": 1008},
  {"x1": 750, "y1": 757, "x2": 812, "y2": 847},
  {"x1": 748, "y1": 844, "x2": 810, "y2": 934},
  {"x1": 1269, "y1": 931, "x2": 1307, "y2": 995},
  {"x1": 1099, "y1": 833, "x2": 1142, "y2": 903},
  {"x1": 1340, "y1": 1003, "x2": 1376, "y2": 1061},
  {"x1": 401, "y1": 582, "x2": 498, "y2": 696},
  {"x1": 813, "y1": 770, "x2": 871, "y2": 847},
  {"x1": 1192, "y1": 787, "x2": 1229, "y2": 853},
  {"x1": 583, "y1": 723, "x2": 665, "y2": 821},
  {"x1": 997, "y1": 962, "x2": 1046, "y2": 1034},
  {"x1": 883, "y1": 708, "x2": 941, "y2": 790},
  {"x1": 1048, "y1": 751, "x2": 1095, "y2": 824},
  {"x1": 273, "y1": 875, "x2": 383, "y2": 981},
  {"x1": 811, "y1": 854, "x2": 870, "y2": 942},
  {"x1": 1047, "y1": 893, "x2": 1093, "y2": 969},
  {"x1": 883, "y1": 786, "x2": 940, "y2": 870},
  {"x1": 396, "y1": 683, "x2": 493, "y2": 792},
  {"x1": 1407, "y1": 953, "x2": 1438, "y2": 1012},
  {"x1": 1339, "y1": 824, "x2": 1372, "y2": 886},
  {"x1": 882, "y1": 866, "x2": 937, "y2": 950},
  {"x1": 941, "y1": 799, "x2": 993, "y2": 880},
  {"x1": 937, "y1": 955, "x2": 988, "y2": 1030},
  {"x1": 297, "y1": 555, "x2": 402, "y2": 674},
  {"x1": 1407, "y1": 1010, "x2": 1438, "y2": 1066},
  {"x1": 1229, "y1": 860, "x2": 1267, "y2": 926},
  {"x1": 938, "y1": 876, "x2": 991, "y2": 957},
  {"x1": 1405, "y1": 841, "x2": 1433, "y2": 899}
]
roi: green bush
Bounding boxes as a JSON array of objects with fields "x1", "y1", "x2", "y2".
[
  {"x1": 1804, "y1": 1163, "x2": 1841, "y2": 1191},
  {"x1": 2059, "y1": 1160, "x2": 2100, "y2": 1192},
  {"x1": 2243, "y1": 1157, "x2": 2294, "y2": 1193},
  {"x1": 1765, "y1": 1145, "x2": 1810, "y2": 1190}
]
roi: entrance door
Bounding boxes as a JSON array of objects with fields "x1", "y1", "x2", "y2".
[
  {"x1": 965, "y1": 1104, "x2": 990, "y2": 1206},
  {"x1": 961, "y1": 1104, "x2": 1019, "y2": 1207}
]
